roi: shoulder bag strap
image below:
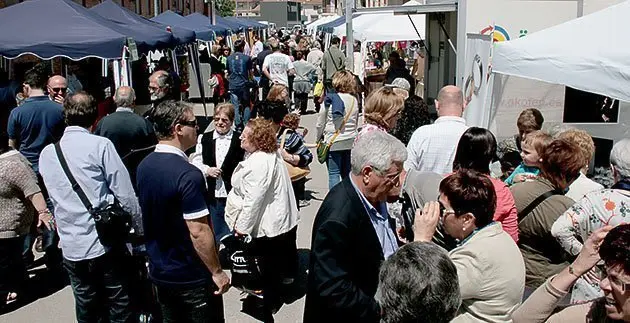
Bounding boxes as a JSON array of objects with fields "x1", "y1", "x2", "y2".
[
  {"x1": 280, "y1": 128, "x2": 290, "y2": 149},
  {"x1": 328, "y1": 50, "x2": 341, "y2": 72},
  {"x1": 518, "y1": 189, "x2": 562, "y2": 222},
  {"x1": 328, "y1": 97, "x2": 356, "y2": 147},
  {"x1": 54, "y1": 143, "x2": 94, "y2": 214}
]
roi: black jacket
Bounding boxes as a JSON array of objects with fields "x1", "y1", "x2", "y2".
[
  {"x1": 199, "y1": 130, "x2": 245, "y2": 200},
  {"x1": 304, "y1": 178, "x2": 396, "y2": 323}
]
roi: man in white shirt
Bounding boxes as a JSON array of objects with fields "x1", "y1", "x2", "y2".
[
  {"x1": 262, "y1": 38, "x2": 296, "y2": 88},
  {"x1": 251, "y1": 34, "x2": 264, "y2": 57},
  {"x1": 404, "y1": 85, "x2": 469, "y2": 174}
]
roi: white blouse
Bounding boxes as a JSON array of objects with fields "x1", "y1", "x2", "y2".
[
  {"x1": 225, "y1": 151, "x2": 299, "y2": 238},
  {"x1": 189, "y1": 130, "x2": 233, "y2": 198}
]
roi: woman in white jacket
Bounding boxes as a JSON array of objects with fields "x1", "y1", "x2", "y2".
[
  {"x1": 316, "y1": 70, "x2": 360, "y2": 189},
  {"x1": 226, "y1": 117, "x2": 299, "y2": 321}
]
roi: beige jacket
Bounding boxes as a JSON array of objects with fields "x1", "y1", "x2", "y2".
[
  {"x1": 450, "y1": 222, "x2": 526, "y2": 323},
  {"x1": 512, "y1": 276, "x2": 613, "y2": 323}
]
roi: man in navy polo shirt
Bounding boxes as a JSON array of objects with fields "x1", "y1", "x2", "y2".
[
  {"x1": 7, "y1": 65, "x2": 65, "y2": 271},
  {"x1": 136, "y1": 101, "x2": 230, "y2": 322},
  {"x1": 227, "y1": 39, "x2": 254, "y2": 131}
]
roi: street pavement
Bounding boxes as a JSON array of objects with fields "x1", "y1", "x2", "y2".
[{"x1": 0, "y1": 101, "x2": 333, "y2": 323}]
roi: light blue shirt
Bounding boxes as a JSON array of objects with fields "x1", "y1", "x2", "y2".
[
  {"x1": 39, "y1": 126, "x2": 141, "y2": 261},
  {"x1": 350, "y1": 178, "x2": 399, "y2": 259}
]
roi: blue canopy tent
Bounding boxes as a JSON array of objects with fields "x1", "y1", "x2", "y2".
[
  {"x1": 91, "y1": 0, "x2": 195, "y2": 46},
  {"x1": 185, "y1": 13, "x2": 242, "y2": 33},
  {"x1": 152, "y1": 10, "x2": 226, "y2": 40},
  {"x1": 224, "y1": 17, "x2": 267, "y2": 30},
  {"x1": 0, "y1": 0, "x2": 129, "y2": 59}
]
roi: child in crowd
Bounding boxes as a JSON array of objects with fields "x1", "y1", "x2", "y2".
[
  {"x1": 282, "y1": 112, "x2": 308, "y2": 139},
  {"x1": 504, "y1": 130, "x2": 553, "y2": 186}
]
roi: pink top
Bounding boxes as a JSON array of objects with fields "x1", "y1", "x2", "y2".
[
  {"x1": 490, "y1": 177, "x2": 519, "y2": 242},
  {"x1": 355, "y1": 124, "x2": 387, "y2": 145}
]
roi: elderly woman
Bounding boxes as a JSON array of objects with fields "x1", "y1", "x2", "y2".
[
  {"x1": 0, "y1": 136, "x2": 52, "y2": 305},
  {"x1": 226, "y1": 117, "x2": 299, "y2": 322},
  {"x1": 414, "y1": 169, "x2": 525, "y2": 322},
  {"x1": 551, "y1": 138, "x2": 630, "y2": 303},
  {"x1": 190, "y1": 103, "x2": 245, "y2": 244},
  {"x1": 513, "y1": 224, "x2": 630, "y2": 322},
  {"x1": 316, "y1": 70, "x2": 360, "y2": 189},
  {"x1": 358, "y1": 86, "x2": 404, "y2": 139},
  {"x1": 511, "y1": 139, "x2": 586, "y2": 289},
  {"x1": 452, "y1": 127, "x2": 519, "y2": 242}
]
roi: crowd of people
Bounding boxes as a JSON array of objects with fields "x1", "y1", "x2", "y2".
[{"x1": 0, "y1": 27, "x2": 629, "y2": 323}]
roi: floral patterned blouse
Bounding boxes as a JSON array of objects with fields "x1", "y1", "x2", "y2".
[{"x1": 551, "y1": 188, "x2": 630, "y2": 303}]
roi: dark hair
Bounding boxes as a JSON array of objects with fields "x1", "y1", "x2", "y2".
[
  {"x1": 258, "y1": 100, "x2": 288, "y2": 125},
  {"x1": 378, "y1": 242, "x2": 461, "y2": 323},
  {"x1": 517, "y1": 108, "x2": 544, "y2": 134},
  {"x1": 540, "y1": 139, "x2": 585, "y2": 191},
  {"x1": 234, "y1": 39, "x2": 246, "y2": 52},
  {"x1": 0, "y1": 132, "x2": 10, "y2": 154},
  {"x1": 151, "y1": 100, "x2": 192, "y2": 140},
  {"x1": 63, "y1": 92, "x2": 97, "y2": 128},
  {"x1": 331, "y1": 36, "x2": 341, "y2": 45},
  {"x1": 23, "y1": 63, "x2": 48, "y2": 89},
  {"x1": 452, "y1": 127, "x2": 497, "y2": 174},
  {"x1": 295, "y1": 50, "x2": 304, "y2": 60},
  {"x1": 440, "y1": 169, "x2": 497, "y2": 228},
  {"x1": 599, "y1": 224, "x2": 630, "y2": 273},
  {"x1": 389, "y1": 51, "x2": 400, "y2": 60}
]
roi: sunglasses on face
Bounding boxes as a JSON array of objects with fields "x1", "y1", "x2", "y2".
[
  {"x1": 213, "y1": 117, "x2": 231, "y2": 123},
  {"x1": 51, "y1": 87, "x2": 67, "y2": 93},
  {"x1": 437, "y1": 198, "x2": 456, "y2": 218},
  {"x1": 179, "y1": 119, "x2": 198, "y2": 128}
]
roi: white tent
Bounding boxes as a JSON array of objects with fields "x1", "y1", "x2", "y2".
[
  {"x1": 331, "y1": 1, "x2": 425, "y2": 42},
  {"x1": 306, "y1": 15, "x2": 340, "y2": 35},
  {"x1": 492, "y1": 0, "x2": 630, "y2": 103}
]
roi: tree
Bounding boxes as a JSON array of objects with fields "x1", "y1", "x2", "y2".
[{"x1": 215, "y1": 0, "x2": 235, "y2": 17}]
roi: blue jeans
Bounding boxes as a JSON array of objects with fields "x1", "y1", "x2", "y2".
[
  {"x1": 230, "y1": 88, "x2": 251, "y2": 131},
  {"x1": 208, "y1": 198, "x2": 231, "y2": 244},
  {"x1": 63, "y1": 249, "x2": 132, "y2": 323},
  {"x1": 327, "y1": 150, "x2": 351, "y2": 189},
  {"x1": 156, "y1": 284, "x2": 224, "y2": 323}
]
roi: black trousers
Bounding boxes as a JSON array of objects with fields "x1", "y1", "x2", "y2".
[
  {"x1": 63, "y1": 248, "x2": 133, "y2": 323},
  {"x1": 295, "y1": 93, "x2": 309, "y2": 114},
  {"x1": 0, "y1": 237, "x2": 27, "y2": 298},
  {"x1": 156, "y1": 284, "x2": 225, "y2": 323},
  {"x1": 250, "y1": 227, "x2": 298, "y2": 322}
]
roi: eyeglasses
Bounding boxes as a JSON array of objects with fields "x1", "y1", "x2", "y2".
[
  {"x1": 437, "y1": 198, "x2": 456, "y2": 218},
  {"x1": 51, "y1": 87, "x2": 67, "y2": 93},
  {"x1": 374, "y1": 168, "x2": 402, "y2": 186},
  {"x1": 179, "y1": 119, "x2": 198, "y2": 128},
  {"x1": 213, "y1": 117, "x2": 231, "y2": 123}
]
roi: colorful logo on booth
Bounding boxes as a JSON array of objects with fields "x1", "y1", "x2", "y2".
[{"x1": 480, "y1": 25, "x2": 511, "y2": 42}]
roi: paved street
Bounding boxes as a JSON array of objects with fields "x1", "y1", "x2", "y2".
[{"x1": 0, "y1": 102, "x2": 334, "y2": 323}]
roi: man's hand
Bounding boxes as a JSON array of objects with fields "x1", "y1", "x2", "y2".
[
  {"x1": 212, "y1": 270, "x2": 231, "y2": 295},
  {"x1": 206, "y1": 167, "x2": 222, "y2": 178},
  {"x1": 413, "y1": 201, "x2": 440, "y2": 242},
  {"x1": 52, "y1": 95, "x2": 64, "y2": 105}
]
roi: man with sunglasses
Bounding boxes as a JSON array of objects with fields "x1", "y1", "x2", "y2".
[{"x1": 47, "y1": 75, "x2": 67, "y2": 105}]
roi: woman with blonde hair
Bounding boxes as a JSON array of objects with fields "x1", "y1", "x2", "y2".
[
  {"x1": 316, "y1": 70, "x2": 360, "y2": 189},
  {"x1": 358, "y1": 86, "x2": 404, "y2": 140}
]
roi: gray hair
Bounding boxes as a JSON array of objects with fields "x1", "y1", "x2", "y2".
[
  {"x1": 151, "y1": 70, "x2": 172, "y2": 90},
  {"x1": 376, "y1": 242, "x2": 461, "y2": 323},
  {"x1": 611, "y1": 139, "x2": 630, "y2": 180},
  {"x1": 114, "y1": 86, "x2": 136, "y2": 108},
  {"x1": 351, "y1": 131, "x2": 407, "y2": 175}
]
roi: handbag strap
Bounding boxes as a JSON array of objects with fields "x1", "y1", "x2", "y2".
[
  {"x1": 280, "y1": 128, "x2": 290, "y2": 149},
  {"x1": 54, "y1": 143, "x2": 94, "y2": 214},
  {"x1": 518, "y1": 189, "x2": 562, "y2": 222},
  {"x1": 328, "y1": 97, "x2": 355, "y2": 147}
]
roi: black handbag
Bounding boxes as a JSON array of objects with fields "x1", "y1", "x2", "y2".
[
  {"x1": 54, "y1": 143, "x2": 133, "y2": 247},
  {"x1": 226, "y1": 235, "x2": 264, "y2": 293}
]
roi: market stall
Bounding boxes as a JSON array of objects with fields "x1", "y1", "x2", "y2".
[{"x1": 153, "y1": 10, "x2": 226, "y2": 41}]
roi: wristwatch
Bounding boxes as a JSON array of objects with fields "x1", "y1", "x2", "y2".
[{"x1": 568, "y1": 264, "x2": 580, "y2": 278}]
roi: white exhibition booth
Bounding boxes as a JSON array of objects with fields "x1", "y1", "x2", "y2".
[{"x1": 486, "y1": 0, "x2": 630, "y2": 150}]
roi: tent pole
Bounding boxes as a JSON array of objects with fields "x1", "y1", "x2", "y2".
[{"x1": 345, "y1": 0, "x2": 354, "y2": 67}]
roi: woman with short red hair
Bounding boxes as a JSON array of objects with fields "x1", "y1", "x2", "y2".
[{"x1": 510, "y1": 139, "x2": 586, "y2": 289}]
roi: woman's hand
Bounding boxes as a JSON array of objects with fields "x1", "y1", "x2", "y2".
[
  {"x1": 413, "y1": 201, "x2": 440, "y2": 242},
  {"x1": 514, "y1": 173, "x2": 537, "y2": 183},
  {"x1": 38, "y1": 210, "x2": 54, "y2": 231},
  {"x1": 206, "y1": 167, "x2": 222, "y2": 178},
  {"x1": 571, "y1": 226, "x2": 613, "y2": 277}
]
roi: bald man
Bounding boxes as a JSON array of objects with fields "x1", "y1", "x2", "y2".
[
  {"x1": 47, "y1": 75, "x2": 67, "y2": 104},
  {"x1": 404, "y1": 85, "x2": 470, "y2": 174},
  {"x1": 94, "y1": 86, "x2": 157, "y2": 191}
]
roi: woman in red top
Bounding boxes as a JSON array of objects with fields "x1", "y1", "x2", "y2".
[{"x1": 451, "y1": 127, "x2": 519, "y2": 242}]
